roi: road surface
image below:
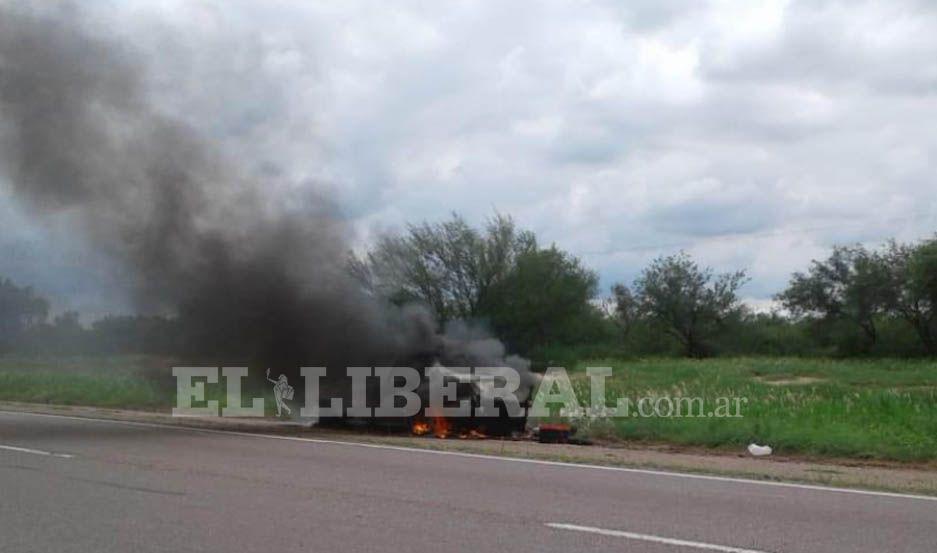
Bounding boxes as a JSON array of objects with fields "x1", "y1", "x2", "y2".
[{"x1": 1, "y1": 410, "x2": 935, "y2": 552}]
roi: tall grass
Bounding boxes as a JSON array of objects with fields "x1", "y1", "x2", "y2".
[
  {"x1": 2, "y1": 354, "x2": 936, "y2": 461},
  {"x1": 0, "y1": 370, "x2": 167, "y2": 408},
  {"x1": 0, "y1": 355, "x2": 286, "y2": 416},
  {"x1": 559, "y1": 357, "x2": 937, "y2": 461}
]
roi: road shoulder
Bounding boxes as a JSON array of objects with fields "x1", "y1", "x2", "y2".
[{"x1": 2, "y1": 400, "x2": 935, "y2": 497}]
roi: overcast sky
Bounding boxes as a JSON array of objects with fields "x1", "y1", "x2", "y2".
[{"x1": 2, "y1": 0, "x2": 936, "y2": 316}]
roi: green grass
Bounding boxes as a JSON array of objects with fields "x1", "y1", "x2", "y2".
[
  {"x1": 2, "y1": 354, "x2": 936, "y2": 461},
  {"x1": 0, "y1": 367, "x2": 168, "y2": 409},
  {"x1": 0, "y1": 355, "x2": 286, "y2": 416},
  {"x1": 557, "y1": 357, "x2": 937, "y2": 462}
]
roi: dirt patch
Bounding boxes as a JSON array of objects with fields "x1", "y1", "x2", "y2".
[{"x1": 755, "y1": 375, "x2": 826, "y2": 386}]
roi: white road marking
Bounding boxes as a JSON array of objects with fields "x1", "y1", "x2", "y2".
[
  {"x1": 546, "y1": 523, "x2": 774, "y2": 553},
  {"x1": 0, "y1": 444, "x2": 73, "y2": 458},
  {"x1": 1, "y1": 409, "x2": 935, "y2": 503}
]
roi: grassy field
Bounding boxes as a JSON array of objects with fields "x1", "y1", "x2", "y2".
[
  {"x1": 0, "y1": 355, "x2": 291, "y2": 415},
  {"x1": 0, "y1": 355, "x2": 170, "y2": 409},
  {"x1": 1, "y1": 354, "x2": 935, "y2": 462},
  {"x1": 561, "y1": 357, "x2": 937, "y2": 462}
]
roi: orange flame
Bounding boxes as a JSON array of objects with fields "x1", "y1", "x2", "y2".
[
  {"x1": 412, "y1": 416, "x2": 487, "y2": 439},
  {"x1": 431, "y1": 416, "x2": 450, "y2": 439}
]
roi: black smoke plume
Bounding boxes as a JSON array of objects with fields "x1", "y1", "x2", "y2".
[{"x1": 0, "y1": 3, "x2": 534, "y2": 410}]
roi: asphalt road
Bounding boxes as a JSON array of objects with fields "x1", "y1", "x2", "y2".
[{"x1": 1, "y1": 411, "x2": 935, "y2": 553}]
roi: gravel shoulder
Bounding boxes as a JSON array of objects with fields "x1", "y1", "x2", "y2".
[{"x1": 3, "y1": 400, "x2": 935, "y2": 497}]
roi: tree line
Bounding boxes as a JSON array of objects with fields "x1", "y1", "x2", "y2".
[
  {"x1": 776, "y1": 241, "x2": 937, "y2": 355},
  {"x1": 352, "y1": 213, "x2": 937, "y2": 360},
  {"x1": 2, "y1": 212, "x2": 936, "y2": 361},
  {"x1": 0, "y1": 278, "x2": 178, "y2": 355}
]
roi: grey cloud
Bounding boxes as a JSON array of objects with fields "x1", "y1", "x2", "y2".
[
  {"x1": 2, "y1": 0, "x2": 936, "y2": 312},
  {"x1": 700, "y1": 0, "x2": 937, "y2": 96},
  {"x1": 644, "y1": 195, "x2": 781, "y2": 238}
]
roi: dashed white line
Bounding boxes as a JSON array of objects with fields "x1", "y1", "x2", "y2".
[
  {"x1": 546, "y1": 523, "x2": 774, "y2": 553},
  {"x1": 0, "y1": 444, "x2": 73, "y2": 458}
]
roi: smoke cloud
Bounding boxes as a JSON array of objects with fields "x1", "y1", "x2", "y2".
[{"x1": 0, "y1": 3, "x2": 532, "y2": 404}]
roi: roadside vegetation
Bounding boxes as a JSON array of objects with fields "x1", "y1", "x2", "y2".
[
  {"x1": 1, "y1": 354, "x2": 935, "y2": 462},
  {"x1": 4, "y1": 213, "x2": 937, "y2": 361},
  {"x1": 560, "y1": 356, "x2": 937, "y2": 462},
  {"x1": 0, "y1": 355, "x2": 279, "y2": 416},
  {"x1": 0, "y1": 355, "x2": 168, "y2": 409},
  {"x1": 2, "y1": 212, "x2": 937, "y2": 462}
]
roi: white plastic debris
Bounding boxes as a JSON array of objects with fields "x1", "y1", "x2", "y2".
[{"x1": 747, "y1": 443, "x2": 773, "y2": 457}]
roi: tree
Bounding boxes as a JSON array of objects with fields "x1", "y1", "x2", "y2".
[
  {"x1": 39, "y1": 311, "x2": 86, "y2": 354},
  {"x1": 353, "y1": 213, "x2": 536, "y2": 322},
  {"x1": 882, "y1": 238, "x2": 937, "y2": 354},
  {"x1": 605, "y1": 283, "x2": 638, "y2": 341},
  {"x1": 90, "y1": 314, "x2": 179, "y2": 354},
  {"x1": 634, "y1": 252, "x2": 747, "y2": 358},
  {"x1": 482, "y1": 247, "x2": 600, "y2": 353},
  {"x1": 0, "y1": 277, "x2": 49, "y2": 351},
  {"x1": 776, "y1": 245, "x2": 891, "y2": 351}
]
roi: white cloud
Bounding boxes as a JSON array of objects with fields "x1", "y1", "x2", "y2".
[{"x1": 4, "y1": 0, "x2": 937, "y2": 312}]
